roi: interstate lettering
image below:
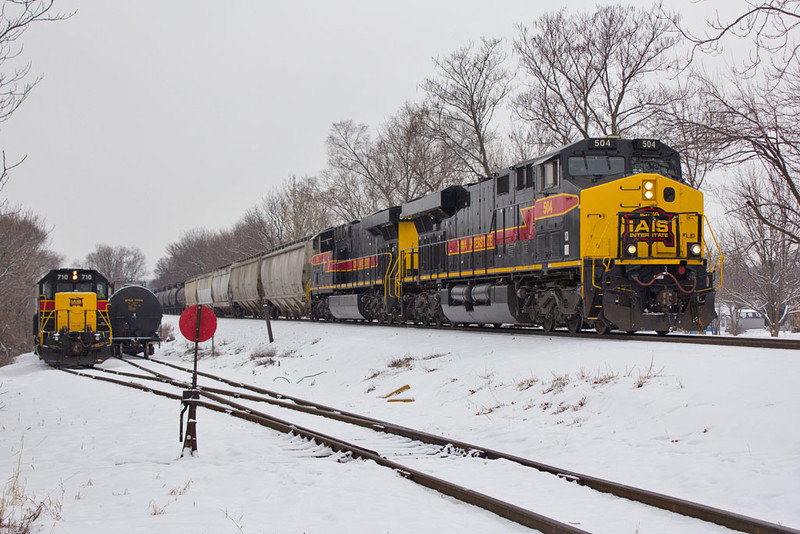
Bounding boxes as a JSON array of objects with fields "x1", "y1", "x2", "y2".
[{"x1": 621, "y1": 207, "x2": 676, "y2": 247}]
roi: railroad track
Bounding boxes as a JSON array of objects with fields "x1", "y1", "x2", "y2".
[
  {"x1": 60, "y1": 357, "x2": 799, "y2": 534},
  {"x1": 292, "y1": 317, "x2": 800, "y2": 351}
]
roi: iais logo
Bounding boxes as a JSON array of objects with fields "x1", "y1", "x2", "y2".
[{"x1": 621, "y1": 207, "x2": 676, "y2": 247}]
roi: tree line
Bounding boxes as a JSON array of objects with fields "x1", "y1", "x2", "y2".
[{"x1": 2, "y1": 1, "x2": 799, "y2": 364}]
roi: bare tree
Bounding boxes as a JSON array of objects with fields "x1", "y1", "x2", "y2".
[
  {"x1": 671, "y1": 2, "x2": 800, "y2": 245},
  {"x1": 324, "y1": 120, "x2": 384, "y2": 219},
  {"x1": 720, "y1": 167, "x2": 800, "y2": 336},
  {"x1": 152, "y1": 228, "x2": 228, "y2": 288},
  {"x1": 228, "y1": 205, "x2": 277, "y2": 257},
  {"x1": 84, "y1": 244, "x2": 147, "y2": 284},
  {"x1": 0, "y1": 0, "x2": 71, "y2": 193},
  {"x1": 685, "y1": 71, "x2": 800, "y2": 245},
  {"x1": 324, "y1": 105, "x2": 461, "y2": 220},
  {"x1": 422, "y1": 37, "x2": 512, "y2": 178},
  {"x1": 513, "y1": 4, "x2": 681, "y2": 149},
  {"x1": 375, "y1": 104, "x2": 461, "y2": 201},
  {"x1": 0, "y1": 206, "x2": 61, "y2": 364},
  {"x1": 247, "y1": 175, "x2": 332, "y2": 246},
  {"x1": 675, "y1": 0, "x2": 800, "y2": 77},
  {"x1": 650, "y1": 82, "x2": 723, "y2": 190},
  {"x1": 321, "y1": 165, "x2": 382, "y2": 223}
]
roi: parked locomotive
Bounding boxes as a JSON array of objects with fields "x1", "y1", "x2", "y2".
[
  {"x1": 108, "y1": 284, "x2": 162, "y2": 356},
  {"x1": 34, "y1": 268, "x2": 113, "y2": 366},
  {"x1": 159, "y1": 138, "x2": 720, "y2": 335}
]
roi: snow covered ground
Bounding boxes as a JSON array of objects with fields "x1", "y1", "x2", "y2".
[{"x1": 1, "y1": 317, "x2": 799, "y2": 533}]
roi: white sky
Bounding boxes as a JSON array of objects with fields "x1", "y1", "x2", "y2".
[{"x1": 0, "y1": 0, "x2": 729, "y2": 274}]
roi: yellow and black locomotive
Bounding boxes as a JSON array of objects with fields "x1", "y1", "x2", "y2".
[
  {"x1": 34, "y1": 268, "x2": 113, "y2": 365},
  {"x1": 309, "y1": 138, "x2": 719, "y2": 334}
]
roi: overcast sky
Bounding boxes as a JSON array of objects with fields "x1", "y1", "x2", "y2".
[{"x1": 1, "y1": 0, "x2": 728, "y2": 275}]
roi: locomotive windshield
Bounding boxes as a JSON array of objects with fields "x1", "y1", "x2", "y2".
[
  {"x1": 632, "y1": 156, "x2": 680, "y2": 180},
  {"x1": 57, "y1": 282, "x2": 94, "y2": 293},
  {"x1": 568, "y1": 156, "x2": 625, "y2": 178}
]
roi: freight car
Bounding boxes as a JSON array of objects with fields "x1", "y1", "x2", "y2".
[
  {"x1": 178, "y1": 238, "x2": 314, "y2": 319},
  {"x1": 34, "y1": 268, "x2": 113, "y2": 366},
  {"x1": 108, "y1": 284, "x2": 162, "y2": 356},
  {"x1": 154, "y1": 283, "x2": 185, "y2": 315},
  {"x1": 161, "y1": 138, "x2": 719, "y2": 335}
]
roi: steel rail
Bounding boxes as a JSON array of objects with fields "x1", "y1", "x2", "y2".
[{"x1": 283, "y1": 317, "x2": 800, "y2": 351}]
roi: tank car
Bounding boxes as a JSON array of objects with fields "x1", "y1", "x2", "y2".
[
  {"x1": 34, "y1": 268, "x2": 113, "y2": 366},
  {"x1": 108, "y1": 284, "x2": 162, "y2": 356}
]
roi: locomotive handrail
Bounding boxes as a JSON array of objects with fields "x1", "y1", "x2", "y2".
[
  {"x1": 37, "y1": 293, "x2": 51, "y2": 345},
  {"x1": 387, "y1": 250, "x2": 403, "y2": 299},
  {"x1": 703, "y1": 215, "x2": 725, "y2": 291}
]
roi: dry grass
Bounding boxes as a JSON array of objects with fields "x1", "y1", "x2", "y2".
[
  {"x1": 516, "y1": 376, "x2": 539, "y2": 391},
  {"x1": 158, "y1": 323, "x2": 175, "y2": 342},
  {"x1": 387, "y1": 355, "x2": 414, "y2": 370},
  {"x1": 168, "y1": 480, "x2": 193, "y2": 496},
  {"x1": 149, "y1": 501, "x2": 168, "y2": 516},
  {"x1": 542, "y1": 374, "x2": 570, "y2": 395},
  {"x1": 578, "y1": 367, "x2": 619, "y2": 386},
  {"x1": 250, "y1": 347, "x2": 278, "y2": 366},
  {"x1": 365, "y1": 369, "x2": 382, "y2": 380},
  {"x1": 635, "y1": 357, "x2": 663, "y2": 388},
  {"x1": 0, "y1": 441, "x2": 62, "y2": 533}
]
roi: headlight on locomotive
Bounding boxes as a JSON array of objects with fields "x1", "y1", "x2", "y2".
[
  {"x1": 625, "y1": 243, "x2": 638, "y2": 257},
  {"x1": 688, "y1": 242, "x2": 703, "y2": 258},
  {"x1": 642, "y1": 180, "x2": 656, "y2": 200}
]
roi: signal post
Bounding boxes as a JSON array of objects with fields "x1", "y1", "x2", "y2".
[{"x1": 178, "y1": 304, "x2": 217, "y2": 457}]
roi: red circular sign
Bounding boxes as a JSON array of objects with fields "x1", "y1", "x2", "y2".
[{"x1": 179, "y1": 305, "x2": 217, "y2": 342}]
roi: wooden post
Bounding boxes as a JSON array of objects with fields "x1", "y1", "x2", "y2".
[
  {"x1": 181, "y1": 389, "x2": 199, "y2": 457},
  {"x1": 264, "y1": 304, "x2": 274, "y2": 343}
]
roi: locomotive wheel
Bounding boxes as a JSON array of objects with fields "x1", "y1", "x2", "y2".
[
  {"x1": 541, "y1": 316, "x2": 555, "y2": 332},
  {"x1": 594, "y1": 317, "x2": 611, "y2": 336},
  {"x1": 566, "y1": 315, "x2": 582, "y2": 334}
]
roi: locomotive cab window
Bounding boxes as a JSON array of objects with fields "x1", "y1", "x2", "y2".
[
  {"x1": 632, "y1": 156, "x2": 681, "y2": 181},
  {"x1": 516, "y1": 168, "x2": 525, "y2": 190},
  {"x1": 496, "y1": 174, "x2": 509, "y2": 195},
  {"x1": 568, "y1": 156, "x2": 625, "y2": 181},
  {"x1": 541, "y1": 159, "x2": 560, "y2": 190},
  {"x1": 41, "y1": 280, "x2": 54, "y2": 299}
]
